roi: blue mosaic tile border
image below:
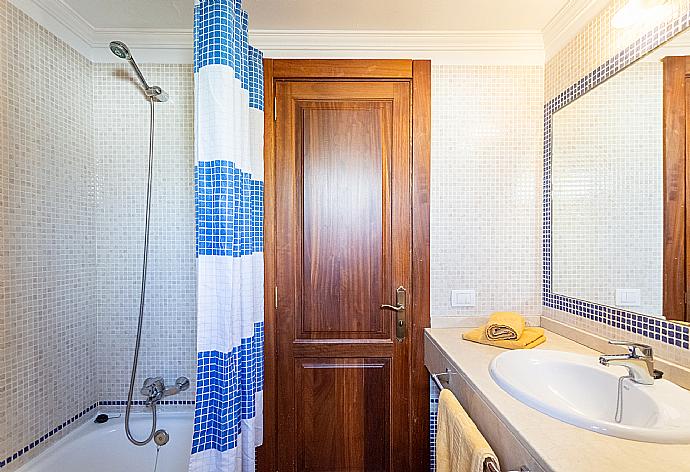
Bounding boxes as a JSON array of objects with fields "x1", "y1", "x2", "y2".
[
  {"x1": 100, "y1": 400, "x2": 196, "y2": 406},
  {"x1": 543, "y1": 10, "x2": 690, "y2": 350},
  {"x1": 0, "y1": 403, "x2": 98, "y2": 469},
  {"x1": 429, "y1": 378, "x2": 440, "y2": 472},
  {"x1": 0, "y1": 400, "x2": 197, "y2": 469}
]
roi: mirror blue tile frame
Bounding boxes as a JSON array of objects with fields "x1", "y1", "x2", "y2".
[{"x1": 543, "y1": 11, "x2": 690, "y2": 351}]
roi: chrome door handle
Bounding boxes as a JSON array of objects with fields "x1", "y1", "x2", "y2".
[{"x1": 381, "y1": 286, "x2": 406, "y2": 342}]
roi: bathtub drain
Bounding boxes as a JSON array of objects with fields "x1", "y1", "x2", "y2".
[{"x1": 94, "y1": 414, "x2": 109, "y2": 424}]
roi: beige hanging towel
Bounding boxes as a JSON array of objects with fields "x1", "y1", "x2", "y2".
[{"x1": 436, "y1": 389, "x2": 499, "y2": 472}]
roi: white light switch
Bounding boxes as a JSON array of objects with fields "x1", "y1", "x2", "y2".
[
  {"x1": 451, "y1": 290, "x2": 476, "y2": 307},
  {"x1": 615, "y1": 289, "x2": 641, "y2": 308}
]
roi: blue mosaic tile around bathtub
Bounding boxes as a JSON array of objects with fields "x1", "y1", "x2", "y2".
[
  {"x1": 0, "y1": 400, "x2": 196, "y2": 469},
  {"x1": 0, "y1": 403, "x2": 98, "y2": 469},
  {"x1": 543, "y1": 10, "x2": 690, "y2": 351}
]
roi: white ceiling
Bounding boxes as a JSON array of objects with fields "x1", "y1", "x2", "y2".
[
  {"x1": 62, "y1": 0, "x2": 571, "y2": 32},
  {"x1": 62, "y1": 0, "x2": 192, "y2": 29},
  {"x1": 11, "y1": 0, "x2": 611, "y2": 63},
  {"x1": 243, "y1": 0, "x2": 569, "y2": 31}
]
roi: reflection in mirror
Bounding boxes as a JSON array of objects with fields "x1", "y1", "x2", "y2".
[{"x1": 551, "y1": 28, "x2": 690, "y2": 320}]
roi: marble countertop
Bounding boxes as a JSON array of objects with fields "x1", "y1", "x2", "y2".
[{"x1": 425, "y1": 328, "x2": 690, "y2": 472}]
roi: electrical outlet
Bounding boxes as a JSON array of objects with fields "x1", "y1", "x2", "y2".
[{"x1": 451, "y1": 290, "x2": 476, "y2": 307}]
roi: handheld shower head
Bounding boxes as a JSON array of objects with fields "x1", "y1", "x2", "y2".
[
  {"x1": 109, "y1": 41, "x2": 131, "y2": 60},
  {"x1": 108, "y1": 40, "x2": 168, "y2": 103}
]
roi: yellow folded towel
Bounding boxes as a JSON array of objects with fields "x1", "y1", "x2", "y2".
[
  {"x1": 463, "y1": 326, "x2": 546, "y2": 349},
  {"x1": 485, "y1": 311, "x2": 525, "y2": 340},
  {"x1": 436, "y1": 389, "x2": 499, "y2": 472}
]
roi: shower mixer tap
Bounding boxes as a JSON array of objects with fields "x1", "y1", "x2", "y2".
[
  {"x1": 140, "y1": 376, "x2": 165, "y2": 404},
  {"x1": 140, "y1": 376, "x2": 190, "y2": 405}
]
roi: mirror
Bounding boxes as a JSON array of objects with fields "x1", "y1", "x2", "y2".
[{"x1": 551, "y1": 28, "x2": 690, "y2": 320}]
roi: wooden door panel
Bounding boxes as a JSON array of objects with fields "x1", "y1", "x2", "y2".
[
  {"x1": 276, "y1": 80, "x2": 411, "y2": 471},
  {"x1": 295, "y1": 358, "x2": 391, "y2": 472},
  {"x1": 302, "y1": 103, "x2": 391, "y2": 336}
]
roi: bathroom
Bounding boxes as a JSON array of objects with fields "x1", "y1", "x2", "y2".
[{"x1": 1, "y1": 0, "x2": 690, "y2": 470}]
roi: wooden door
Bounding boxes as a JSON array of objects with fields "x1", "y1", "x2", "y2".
[{"x1": 275, "y1": 79, "x2": 411, "y2": 471}]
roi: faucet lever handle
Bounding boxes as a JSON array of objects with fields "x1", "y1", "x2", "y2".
[{"x1": 608, "y1": 340, "x2": 653, "y2": 358}]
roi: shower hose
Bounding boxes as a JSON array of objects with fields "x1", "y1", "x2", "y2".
[{"x1": 124, "y1": 97, "x2": 158, "y2": 446}]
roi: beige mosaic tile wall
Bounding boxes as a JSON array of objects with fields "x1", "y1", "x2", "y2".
[
  {"x1": 0, "y1": 2, "x2": 198, "y2": 468},
  {"x1": 431, "y1": 65, "x2": 544, "y2": 320},
  {"x1": 0, "y1": 0, "x2": 97, "y2": 469},
  {"x1": 545, "y1": 0, "x2": 690, "y2": 100},
  {"x1": 93, "y1": 63, "x2": 197, "y2": 405},
  {"x1": 551, "y1": 60, "x2": 663, "y2": 317}
]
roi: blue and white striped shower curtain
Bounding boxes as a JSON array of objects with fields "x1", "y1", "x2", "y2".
[{"x1": 190, "y1": 1, "x2": 264, "y2": 471}]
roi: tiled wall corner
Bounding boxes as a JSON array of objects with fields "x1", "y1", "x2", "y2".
[
  {"x1": 93, "y1": 63, "x2": 197, "y2": 406},
  {"x1": 0, "y1": 0, "x2": 97, "y2": 469},
  {"x1": 430, "y1": 65, "x2": 544, "y2": 321}
]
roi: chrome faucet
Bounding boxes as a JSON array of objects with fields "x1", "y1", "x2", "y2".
[
  {"x1": 599, "y1": 341, "x2": 656, "y2": 385},
  {"x1": 140, "y1": 376, "x2": 190, "y2": 405}
]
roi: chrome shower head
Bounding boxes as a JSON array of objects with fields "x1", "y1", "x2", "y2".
[
  {"x1": 109, "y1": 41, "x2": 131, "y2": 60},
  {"x1": 108, "y1": 40, "x2": 168, "y2": 102}
]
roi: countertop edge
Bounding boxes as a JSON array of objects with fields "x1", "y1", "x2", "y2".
[
  {"x1": 425, "y1": 329, "x2": 552, "y2": 471},
  {"x1": 424, "y1": 327, "x2": 690, "y2": 472}
]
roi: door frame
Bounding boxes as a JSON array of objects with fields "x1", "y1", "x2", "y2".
[
  {"x1": 662, "y1": 56, "x2": 689, "y2": 322},
  {"x1": 259, "y1": 59, "x2": 431, "y2": 471}
]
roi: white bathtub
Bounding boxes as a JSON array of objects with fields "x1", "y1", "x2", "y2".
[{"x1": 17, "y1": 411, "x2": 194, "y2": 472}]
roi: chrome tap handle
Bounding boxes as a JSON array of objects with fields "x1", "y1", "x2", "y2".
[
  {"x1": 141, "y1": 376, "x2": 164, "y2": 395},
  {"x1": 175, "y1": 377, "x2": 190, "y2": 391},
  {"x1": 142, "y1": 376, "x2": 164, "y2": 386},
  {"x1": 608, "y1": 340, "x2": 653, "y2": 358},
  {"x1": 140, "y1": 376, "x2": 166, "y2": 405}
]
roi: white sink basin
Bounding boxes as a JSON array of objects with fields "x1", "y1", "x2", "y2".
[{"x1": 489, "y1": 349, "x2": 690, "y2": 443}]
